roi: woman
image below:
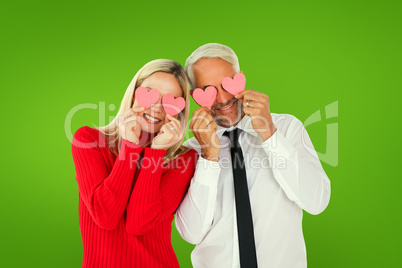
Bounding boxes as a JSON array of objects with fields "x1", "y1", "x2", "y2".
[{"x1": 71, "y1": 59, "x2": 198, "y2": 268}]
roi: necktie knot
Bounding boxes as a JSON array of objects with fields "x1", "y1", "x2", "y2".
[{"x1": 223, "y1": 128, "x2": 242, "y2": 148}]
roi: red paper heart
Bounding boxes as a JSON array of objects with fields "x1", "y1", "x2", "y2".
[
  {"x1": 162, "y1": 93, "x2": 185, "y2": 116},
  {"x1": 135, "y1": 87, "x2": 161, "y2": 109},
  {"x1": 192, "y1": 86, "x2": 217, "y2": 107},
  {"x1": 222, "y1": 72, "x2": 246, "y2": 95}
]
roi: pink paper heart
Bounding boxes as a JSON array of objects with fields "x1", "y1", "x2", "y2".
[
  {"x1": 192, "y1": 86, "x2": 217, "y2": 107},
  {"x1": 162, "y1": 93, "x2": 185, "y2": 116},
  {"x1": 222, "y1": 72, "x2": 246, "y2": 95},
  {"x1": 135, "y1": 87, "x2": 160, "y2": 109}
]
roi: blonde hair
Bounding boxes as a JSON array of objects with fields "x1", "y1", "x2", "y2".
[
  {"x1": 96, "y1": 59, "x2": 191, "y2": 164},
  {"x1": 185, "y1": 43, "x2": 240, "y2": 88}
]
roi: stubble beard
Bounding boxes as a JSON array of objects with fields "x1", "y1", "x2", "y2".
[{"x1": 212, "y1": 99, "x2": 244, "y2": 128}]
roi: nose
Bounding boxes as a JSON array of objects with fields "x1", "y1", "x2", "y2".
[
  {"x1": 150, "y1": 96, "x2": 164, "y2": 114},
  {"x1": 215, "y1": 87, "x2": 232, "y2": 105}
]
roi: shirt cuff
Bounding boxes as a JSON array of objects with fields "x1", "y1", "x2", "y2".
[
  {"x1": 117, "y1": 138, "x2": 143, "y2": 165},
  {"x1": 142, "y1": 147, "x2": 167, "y2": 170},
  {"x1": 192, "y1": 156, "x2": 221, "y2": 186},
  {"x1": 262, "y1": 129, "x2": 297, "y2": 158}
]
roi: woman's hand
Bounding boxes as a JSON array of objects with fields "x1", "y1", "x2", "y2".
[
  {"x1": 117, "y1": 107, "x2": 145, "y2": 144},
  {"x1": 151, "y1": 114, "x2": 183, "y2": 151}
]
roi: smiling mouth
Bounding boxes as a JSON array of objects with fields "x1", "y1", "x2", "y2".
[
  {"x1": 215, "y1": 101, "x2": 235, "y2": 111},
  {"x1": 143, "y1": 113, "x2": 162, "y2": 123}
]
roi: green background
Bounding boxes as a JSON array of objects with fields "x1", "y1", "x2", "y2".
[{"x1": 1, "y1": 0, "x2": 401, "y2": 267}]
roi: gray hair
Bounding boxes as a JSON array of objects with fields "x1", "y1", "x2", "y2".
[{"x1": 184, "y1": 43, "x2": 240, "y2": 88}]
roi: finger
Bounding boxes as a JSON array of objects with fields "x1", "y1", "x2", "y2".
[
  {"x1": 195, "y1": 111, "x2": 213, "y2": 131},
  {"x1": 124, "y1": 113, "x2": 138, "y2": 123},
  {"x1": 170, "y1": 120, "x2": 183, "y2": 137},
  {"x1": 191, "y1": 111, "x2": 208, "y2": 130},
  {"x1": 164, "y1": 114, "x2": 171, "y2": 125},
  {"x1": 234, "y1": 90, "x2": 248, "y2": 99},
  {"x1": 123, "y1": 109, "x2": 133, "y2": 119},
  {"x1": 124, "y1": 107, "x2": 143, "y2": 119},
  {"x1": 235, "y1": 89, "x2": 266, "y2": 100},
  {"x1": 166, "y1": 113, "x2": 181, "y2": 124},
  {"x1": 243, "y1": 100, "x2": 264, "y2": 109},
  {"x1": 198, "y1": 113, "x2": 214, "y2": 129},
  {"x1": 191, "y1": 117, "x2": 203, "y2": 134},
  {"x1": 190, "y1": 115, "x2": 200, "y2": 131},
  {"x1": 168, "y1": 124, "x2": 179, "y2": 137},
  {"x1": 190, "y1": 109, "x2": 201, "y2": 129},
  {"x1": 194, "y1": 107, "x2": 211, "y2": 117},
  {"x1": 191, "y1": 107, "x2": 206, "y2": 118},
  {"x1": 161, "y1": 123, "x2": 176, "y2": 139},
  {"x1": 234, "y1": 89, "x2": 259, "y2": 98},
  {"x1": 205, "y1": 114, "x2": 215, "y2": 126},
  {"x1": 190, "y1": 108, "x2": 210, "y2": 128},
  {"x1": 125, "y1": 118, "x2": 139, "y2": 132},
  {"x1": 161, "y1": 120, "x2": 175, "y2": 131},
  {"x1": 159, "y1": 124, "x2": 168, "y2": 134},
  {"x1": 125, "y1": 106, "x2": 144, "y2": 116},
  {"x1": 196, "y1": 110, "x2": 209, "y2": 121},
  {"x1": 200, "y1": 119, "x2": 217, "y2": 135},
  {"x1": 243, "y1": 107, "x2": 261, "y2": 116},
  {"x1": 239, "y1": 92, "x2": 265, "y2": 103},
  {"x1": 118, "y1": 114, "x2": 135, "y2": 129},
  {"x1": 131, "y1": 106, "x2": 145, "y2": 113},
  {"x1": 197, "y1": 116, "x2": 215, "y2": 135},
  {"x1": 167, "y1": 117, "x2": 181, "y2": 130}
]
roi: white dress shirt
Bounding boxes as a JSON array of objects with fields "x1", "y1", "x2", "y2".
[{"x1": 175, "y1": 113, "x2": 331, "y2": 268}]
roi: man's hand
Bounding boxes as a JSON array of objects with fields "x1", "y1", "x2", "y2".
[
  {"x1": 235, "y1": 90, "x2": 277, "y2": 141},
  {"x1": 190, "y1": 107, "x2": 220, "y2": 162}
]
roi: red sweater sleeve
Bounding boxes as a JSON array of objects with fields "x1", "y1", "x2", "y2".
[
  {"x1": 71, "y1": 126, "x2": 143, "y2": 230},
  {"x1": 125, "y1": 148, "x2": 198, "y2": 235}
]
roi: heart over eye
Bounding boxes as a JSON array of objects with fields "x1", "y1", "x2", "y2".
[
  {"x1": 192, "y1": 86, "x2": 217, "y2": 108},
  {"x1": 222, "y1": 72, "x2": 246, "y2": 95},
  {"x1": 135, "y1": 87, "x2": 161, "y2": 109},
  {"x1": 162, "y1": 94, "x2": 185, "y2": 116}
]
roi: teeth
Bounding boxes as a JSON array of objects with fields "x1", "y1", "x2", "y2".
[
  {"x1": 219, "y1": 102, "x2": 234, "y2": 111},
  {"x1": 144, "y1": 113, "x2": 161, "y2": 122}
]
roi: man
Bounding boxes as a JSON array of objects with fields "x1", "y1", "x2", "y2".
[{"x1": 175, "y1": 43, "x2": 331, "y2": 268}]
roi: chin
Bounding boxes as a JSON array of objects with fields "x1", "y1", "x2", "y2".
[
  {"x1": 213, "y1": 101, "x2": 243, "y2": 127},
  {"x1": 142, "y1": 126, "x2": 161, "y2": 134},
  {"x1": 143, "y1": 123, "x2": 163, "y2": 134},
  {"x1": 137, "y1": 115, "x2": 163, "y2": 134},
  {"x1": 216, "y1": 116, "x2": 239, "y2": 127}
]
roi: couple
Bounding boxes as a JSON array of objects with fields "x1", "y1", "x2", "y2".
[{"x1": 71, "y1": 43, "x2": 331, "y2": 268}]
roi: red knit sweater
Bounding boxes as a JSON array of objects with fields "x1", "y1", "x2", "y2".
[{"x1": 71, "y1": 126, "x2": 198, "y2": 268}]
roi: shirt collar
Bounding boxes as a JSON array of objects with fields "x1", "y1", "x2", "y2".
[{"x1": 216, "y1": 115, "x2": 259, "y2": 139}]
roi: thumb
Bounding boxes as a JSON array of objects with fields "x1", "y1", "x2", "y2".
[{"x1": 165, "y1": 114, "x2": 175, "y2": 122}]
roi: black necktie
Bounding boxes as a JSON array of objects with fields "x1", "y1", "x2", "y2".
[{"x1": 224, "y1": 128, "x2": 258, "y2": 268}]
